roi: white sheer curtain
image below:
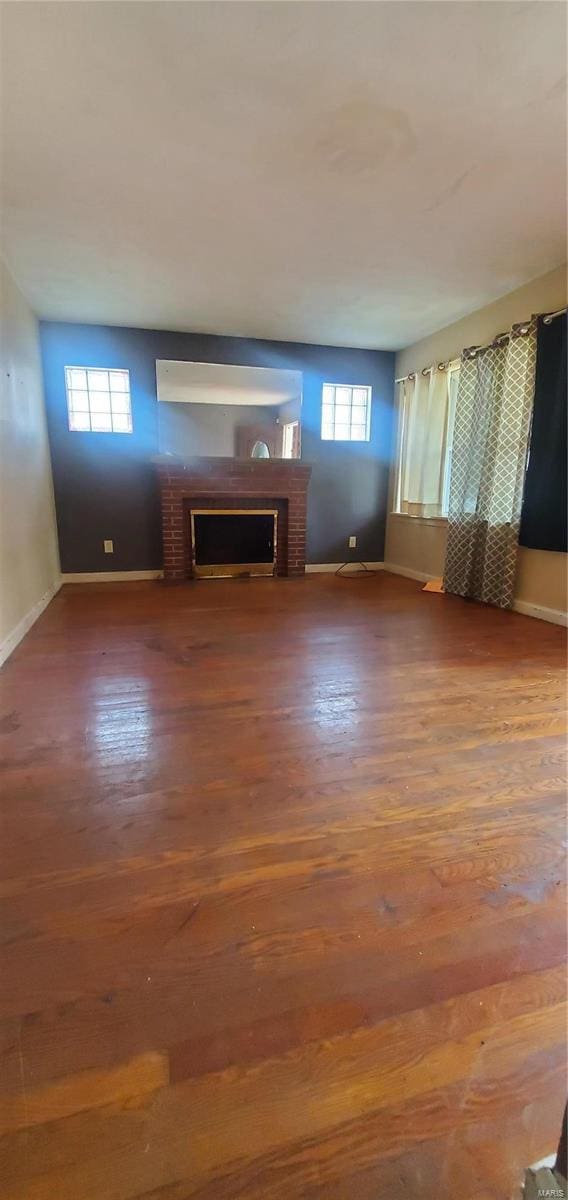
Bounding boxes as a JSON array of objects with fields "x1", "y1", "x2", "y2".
[{"x1": 395, "y1": 366, "x2": 453, "y2": 518}]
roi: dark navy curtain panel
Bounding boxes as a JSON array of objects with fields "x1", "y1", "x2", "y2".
[{"x1": 520, "y1": 313, "x2": 567, "y2": 553}]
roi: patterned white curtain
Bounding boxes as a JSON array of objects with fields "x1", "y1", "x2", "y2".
[
  {"x1": 443, "y1": 322, "x2": 537, "y2": 609},
  {"x1": 397, "y1": 366, "x2": 452, "y2": 518}
]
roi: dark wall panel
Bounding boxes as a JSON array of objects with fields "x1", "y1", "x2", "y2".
[{"x1": 40, "y1": 322, "x2": 395, "y2": 571}]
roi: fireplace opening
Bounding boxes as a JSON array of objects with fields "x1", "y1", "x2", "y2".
[{"x1": 191, "y1": 509, "x2": 277, "y2": 578}]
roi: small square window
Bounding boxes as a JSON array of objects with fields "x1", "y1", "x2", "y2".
[
  {"x1": 87, "y1": 369, "x2": 108, "y2": 390},
  {"x1": 111, "y1": 393, "x2": 130, "y2": 415},
  {"x1": 68, "y1": 411, "x2": 91, "y2": 431},
  {"x1": 64, "y1": 367, "x2": 132, "y2": 433},
  {"x1": 68, "y1": 368, "x2": 87, "y2": 390},
  {"x1": 110, "y1": 412, "x2": 131, "y2": 433},
  {"x1": 68, "y1": 390, "x2": 89, "y2": 412},
  {"x1": 90, "y1": 411, "x2": 113, "y2": 432},
  {"x1": 89, "y1": 392, "x2": 111, "y2": 415},
  {"x1": 109, "y1": 370, "x2": 129, "y2": 392},
  {"x1": 320, "y1": 383, "x2": 372, "y2": 441}
]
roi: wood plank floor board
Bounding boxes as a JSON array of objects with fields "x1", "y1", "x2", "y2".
[{"x1": 0, "y1": 574, "x2": 565, "y2": 1198}]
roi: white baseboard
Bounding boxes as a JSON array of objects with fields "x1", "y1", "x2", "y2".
[
  {"x1": 384, "y1": 562, "x2": 568, "y2": 627},
  {"x1": 0, "y1": 578, "x2": 62, "y2": 668},
  {"x1": 512, "y1": 598, "x2": 568, "y2": 627},
  {"x1": 383, "y1": 562, "x2": 434, "y2": 583},
  {"x1": 306, "y1": 562, "x2": 384, "y2": 574},
  {"x1": 61, "y1": 570, "x2": 164, "y2": 583}
]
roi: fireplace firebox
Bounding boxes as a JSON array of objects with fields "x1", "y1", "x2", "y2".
[{"x1": 191, "y1": 509, "x2": 277, "y2": 578}]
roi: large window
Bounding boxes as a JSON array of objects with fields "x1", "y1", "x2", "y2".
[
  {"x1": 394, "y1": 364, "x2": 459, "y2": 518},
  {"x1": 321, "y1": 383, "x2": 371, "y2": 441},
  {"x1": 64, "y1": 367, "x2": 132, "y2": 433}
]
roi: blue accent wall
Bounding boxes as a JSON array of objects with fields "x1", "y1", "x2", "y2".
[{"x1": 40, "y1": 322, "x2": 395, "y2": 572}]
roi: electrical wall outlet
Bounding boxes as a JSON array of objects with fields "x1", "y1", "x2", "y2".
[
  {"x1": 103, "y1": 539, "x2": 114, "y2": 554},
  {"x1": 349, "y1": 535, "x2": 357, "y2": 549}
]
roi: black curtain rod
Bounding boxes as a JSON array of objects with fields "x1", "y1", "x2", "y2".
[{"x1": 396, "y1": 305, "x2": 567, "y2": 382}]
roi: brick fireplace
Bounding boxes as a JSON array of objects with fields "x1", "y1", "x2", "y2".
[{"x1": 156, "y1": 456, "x2": 312, "y2": 581}]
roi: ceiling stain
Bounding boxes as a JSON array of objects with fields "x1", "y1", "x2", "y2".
[
  {"x1": 306, "y1": 99, "x2": 416, "y2": 177},
  {"x1": 423, "y1": 165, "x2": 477, "y2": 215}
]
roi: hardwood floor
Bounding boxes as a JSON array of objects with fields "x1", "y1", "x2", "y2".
[{"x1": 0, "y1": 572, "x2": 565, "y2": 1200}]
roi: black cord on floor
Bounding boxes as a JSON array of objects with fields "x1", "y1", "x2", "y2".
[{"x1": 334, "y1": 561, "x2": 380, "y2": 577}]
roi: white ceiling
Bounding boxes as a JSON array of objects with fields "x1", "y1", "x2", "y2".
[
  {"x1": 156, "y1": 360, "x2": 302, "y2": 406},
  {"x1": 1, "y1": 1, "x2": 566, "y2": 350}
]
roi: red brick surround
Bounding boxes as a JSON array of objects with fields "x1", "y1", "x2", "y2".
[{"x1": 156, "y1": 457, "x2": 312, "y2": 581}]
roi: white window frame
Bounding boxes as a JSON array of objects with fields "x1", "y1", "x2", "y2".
[
  {"x1": 321, "y1": 383, "x2": 372, "y2": 442},
  {"x1": 64, "y1": 367, "x2": 133, "y2": 433}
]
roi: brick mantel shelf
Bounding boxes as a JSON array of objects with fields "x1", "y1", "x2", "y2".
[{"x1": 156, "y1": 456, "x2": 312, "y2": 582}]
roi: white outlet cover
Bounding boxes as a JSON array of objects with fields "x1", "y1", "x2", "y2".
[
  {"x1": 349, "y1": 536, "x2": 357, "y2": 548},
  {"x1": 104, "y1": 540, "x2": 114, "y2": 553}
]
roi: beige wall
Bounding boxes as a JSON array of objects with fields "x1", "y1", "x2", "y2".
[
  {"x1": 0, "y1": 260, "x2": 60, "y2": 658},
  {"x1": 385, "y1": 265, "x2": 568, "y2": 616}
]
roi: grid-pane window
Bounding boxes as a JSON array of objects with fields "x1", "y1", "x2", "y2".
[
  {"x1": 321, "y1": 383, "x2": 371, "y2": 441},
  {"x1": 65, "y1": 367, "x2": 132, "y2": 433}
]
